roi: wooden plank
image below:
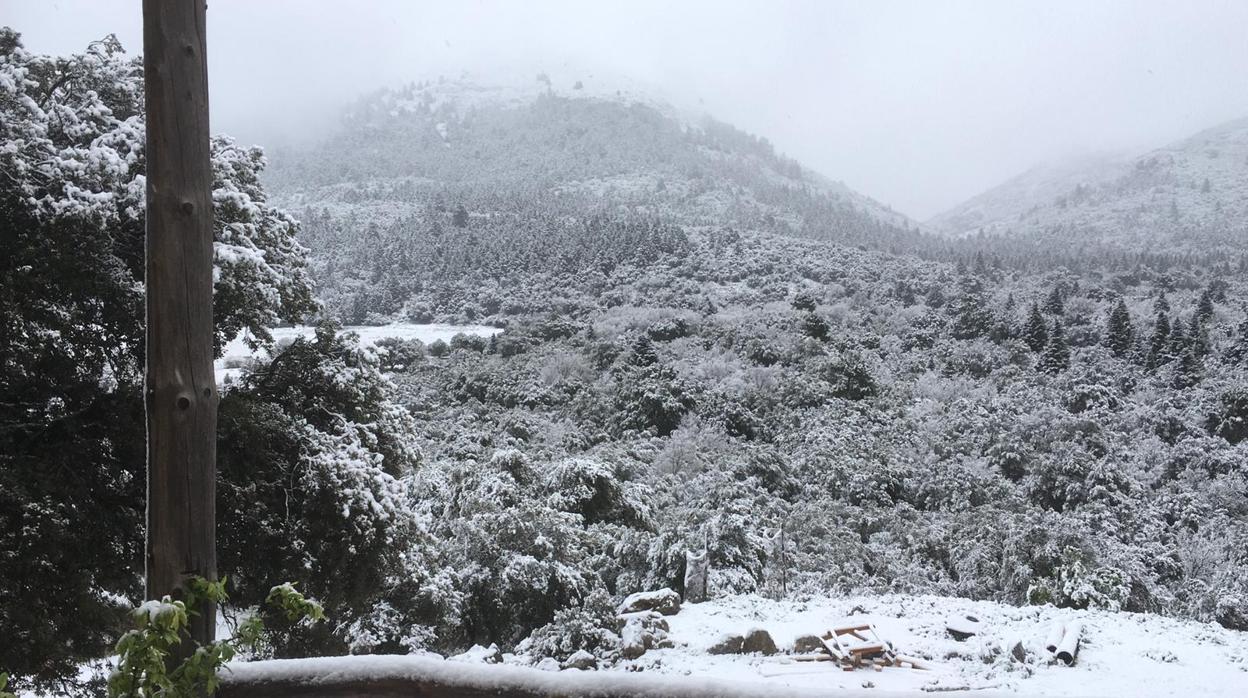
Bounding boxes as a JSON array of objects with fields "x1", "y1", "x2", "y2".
[{"x1": 142, "y1": 0, "x2": 217, "y2": 654}]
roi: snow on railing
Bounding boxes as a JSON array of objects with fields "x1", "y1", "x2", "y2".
[{"x1": 216, "y1": 654, "x2": 964, "y2": 698}]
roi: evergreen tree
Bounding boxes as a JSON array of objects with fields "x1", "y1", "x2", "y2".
[
  {"x1": 1228, "y1": 315, "x2": 1248, "y2": 364},
  {"x1": 1147, "y1": 312, "x2": 1172, "y2": 370},
  {"x1": 1044, "y1": 285, "x2": 1065, "y2": 316},
  {"x1": 1039, "y1": 319, "x2": 1070, "y2": 373},
  {"x1": 1023, "y1": 302, "x2": 1049, "y2": 352},
  {"x1": 992, "y1": 293, "x2": 1018, "y2": 342},
  {"x1": 1153, "y1": 292, "x2": 1171, "y2": 315},
  {"x1": 1166, "y1": 316, "x2": 1191, "y2": 362},
  {"x1": 1196, "y1": 288, "x2": 1216, "y2": 325},
  {"x1": 1172, "y1": 344, "x2": 1202, "y2": 389},
  {"x1": 1104, "y1": 298, "x2": 1134, "y2": 358},
  {"x1": 950, "y1": 276, "x2": 992, "y2": 340}
]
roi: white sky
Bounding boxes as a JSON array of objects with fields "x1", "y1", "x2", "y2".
[{"x1": 6, "y1": 0, "x2": 1248, "y2": 219}]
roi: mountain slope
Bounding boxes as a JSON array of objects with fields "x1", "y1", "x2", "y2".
[
  {"x1": 929, "y1": 118, "x2": 1248, "y2": 250},
  {"x1": 267, "y1": 77, "x2": 920, "y2": 243}
]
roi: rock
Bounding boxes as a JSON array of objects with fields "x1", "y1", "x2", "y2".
[
  {"x1": 742, "y1": 628, "x2": 778, "y2": 655},
  {"x1": 946, "y1": 614, "x2": 982, "y2": 641},
  {"x1": 708, "y1": 633, "x2": 745, "y2": 655},
  {"x1": 1009, "y1": 639, "x2": 1027, "y2": 663},
  {"x1": 535, "y1": 657, "x2": 561, "y2": 672},
  {"x1": 562, "y1": 649, "x2": 597, "y2": 670},
  {"x1": 793, "y1": 634, "x2": 825, "y2": 654},
  {"x1": 619, "y1": 610, "x2": 673, "y2": 660},
  {"x1": 618, "y1": 588, "x2": 681, "y2": 616},
  {"x1": 684, "y1": 550, "x2": 709, "y2": 603},
  {"x1": 621, "y1": 640, "x2": 647, "y2": 660},
  {"x1": 448, "y1": 643, "x2": 503, "y2": 663},
  {"x1": 618, "y1": 610, "x2": 670, "y2": 633}
]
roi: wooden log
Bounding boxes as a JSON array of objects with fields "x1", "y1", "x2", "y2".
[
  {"x1": 1044, "y1": 622, "x2": 1065, "y2": 654},
  {"x1": 142, "y1": 0, "x2": 217, "y2": 652},
  {"x1": 1055, "y1": 622, "x2": 1082, "y2": 666},
  {"x1": 893, "y1": 654, "x2": 932, "y2": 671}
]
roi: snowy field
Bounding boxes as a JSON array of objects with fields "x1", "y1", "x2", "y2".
[
  {"x1": 605, "y1": 594, "x2": 1248, "y2": 697},
  {"x1": 214, "y1": 322, "x2": 501, "y2": 384}
]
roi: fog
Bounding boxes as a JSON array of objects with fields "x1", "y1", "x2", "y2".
[{"x1": 8, "y1": 0, "x2": 1248, "y2": 219}]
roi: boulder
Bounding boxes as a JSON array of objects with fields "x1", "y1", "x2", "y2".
[
  {"x1": 562, "y1": 649, "x2": 597, "y2": 670},
  {"x1": 620, "y1": 639, "x2": 647, "y2": 660},
  {"x1": 619, "y1": 611, "x2": 672, "y2": 660},
  {"x1": 1008, "y1": 639, "x2": 1027, "y2": 663},
  {"x1": 793, "y1": 634, "x2": 825, "y2": 654},
  {"x1": 946, "y1": 614, "x2": 982, "y2": 641},
  {"x1": 618, "y1": 610, "x2": 670, "y2": 633},
  {"x1": 742, "y1": 628, "x2": 778, "y2": 656},
  {"x1": 708, "y1": 633, "x2": 745, "y2": 655},
  {"x1": 618, "y1": 588, "x2": 681, "y2": 616}
]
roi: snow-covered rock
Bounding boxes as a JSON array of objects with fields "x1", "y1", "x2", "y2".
[
  {"x1": 742, "y1": 628, "x2": 778, "y2": 655},
  {"x1": 560, "y1": 649, "x2": 597, "y2": 670},
  {"x1": 707, "y1": 632, "x2": 745, "y2": 655},
  {"x1": 618, "y1": 588, "x2": 681, "y2": 616},
  {"x1": 448, "y1": 643, "x2": 503, "y2": 664}
]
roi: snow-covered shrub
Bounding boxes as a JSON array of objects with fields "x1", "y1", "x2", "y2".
[
  {"x1": 516, "y1": 588, "x2": 621, "y2": 666},
  {"x1": 1027, "y1": 550, "x2": 1131, "y2": 611},
  {"x1": 217, "y1": 323, "x2": 420, "y2": 657}
]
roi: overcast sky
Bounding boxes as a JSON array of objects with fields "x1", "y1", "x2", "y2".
[{"x1": 7, "y1": 0, "x2": 1248, "y2": 219}]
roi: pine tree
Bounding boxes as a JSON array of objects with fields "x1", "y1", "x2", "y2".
[
  {"x1": 950, "y1": 276, "x2": 991, "y2": 340},
  {"x1": 1104, "y1": 298, "x2": 1134, "y2": 358},
  {"x1": 1173, "y1": 344, "x2": 1202, "y2": 389},
  {"x1": 1044, "y1": 286, "x2": 1065, "y2": 316},
  {"x1": 1040, "y1": 319, "x2": 1070, "y2": 373},
  {"x1": 992, "y1": 293, "x2": 1017, "y2": 342},
  {"x1": 1167, "y1": 316, "x2": 1191, "y2": 362},
  {"x1": 1147, "y1": 312, "x2": 1172, "y2": 370},
  {"x1": 1153, "y1": 292, "x2": 1171, "y2": 315},
  {"x1": 1228, "y1": 315, "x2": 1248, "y2": 364},
  {"x1": 1196, "y1": 288, "x2": 1216, "y2": 325},
  {"x1": 1023, "y1": 302, "x2": 1049, "y2": 352}
]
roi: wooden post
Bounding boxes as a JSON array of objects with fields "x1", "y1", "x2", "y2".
[{"x1": 143, "y1": 0, "x2": 217, "y2": 650}]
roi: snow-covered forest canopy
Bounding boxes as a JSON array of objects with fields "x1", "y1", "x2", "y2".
[{"x1": 3, "y1": 17, "x2": 1248, "y2": 697}]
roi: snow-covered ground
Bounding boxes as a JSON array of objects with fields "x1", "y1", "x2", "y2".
[
  {"x1": 215, "y1": 322, "x2": 500, "y2": 384},
  {"x1": 612, "y1": 594, "x2": 1248, "y2": 696}
]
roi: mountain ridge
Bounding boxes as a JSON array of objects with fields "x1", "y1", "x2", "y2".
[{"x1": 928, "y1": 116, "x2": 1248, "y2": 249}]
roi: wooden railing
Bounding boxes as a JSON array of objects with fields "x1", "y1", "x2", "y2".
[{"x1": 215, "y1": 655, "x2": 935, "y2": 698}]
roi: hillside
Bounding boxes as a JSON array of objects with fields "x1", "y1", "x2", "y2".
[
  {"x1": 266, "y1": 76, "x2": 920, "y2": 238},
  {"x1": 929, "y1": 118, "x2": 1248, "y2": 251}
]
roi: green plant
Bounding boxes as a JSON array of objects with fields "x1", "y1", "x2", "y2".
[
  {"x1": 108, "y1": 578, "x2": 323, "y2": 698},
  {"x1": 1, "y1": 672, "x2": 17, "y2": 698}
]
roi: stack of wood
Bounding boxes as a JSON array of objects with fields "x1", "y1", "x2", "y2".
[{"x1": 792, "y1": 623, "x2": 928, "y2": 672}]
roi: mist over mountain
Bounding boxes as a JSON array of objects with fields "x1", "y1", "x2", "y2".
[
  {"x1": 267, "y1": 76, "x2": 919, "y2": 234},
  {"x1": 931, "y1": 117, "x2": 1248, "y2": 251}
]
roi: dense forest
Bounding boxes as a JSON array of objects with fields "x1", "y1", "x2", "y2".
[{"x1": 3, "y1": 30, "x2": 1248, "y2": 695}]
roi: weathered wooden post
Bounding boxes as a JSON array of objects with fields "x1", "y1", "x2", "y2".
[{"x1": 143, "y1": 0, "x2": 217, "y2": 649}]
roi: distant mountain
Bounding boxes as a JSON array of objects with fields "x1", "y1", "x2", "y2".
[
  {"x1": 266, "y1": 76, "x2": 920, "y2": 244},
  {"x1": 929, "y1": 118, "x2": 1248, "y2": 250}
]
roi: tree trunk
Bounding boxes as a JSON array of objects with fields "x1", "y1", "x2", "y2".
[{"x1": 143, "y1": 0, "x2": 217, "y2": 651}]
